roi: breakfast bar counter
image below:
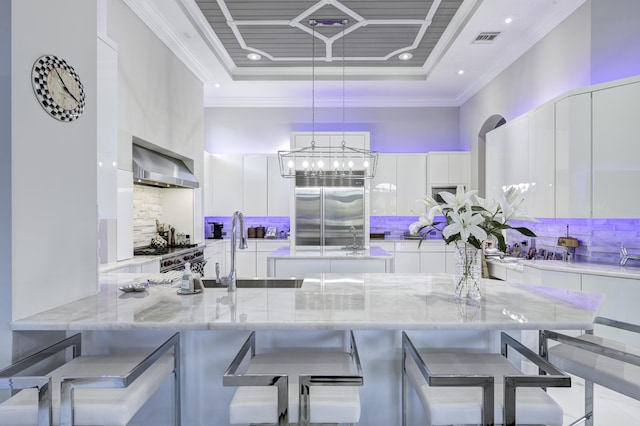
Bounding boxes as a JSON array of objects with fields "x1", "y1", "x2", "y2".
[
  {"x1": 10, "y1": 273, "x2": 603, "y2": 426},
  {"x1": 11, "y1": 272, "x2": 601, "y2": 332}
]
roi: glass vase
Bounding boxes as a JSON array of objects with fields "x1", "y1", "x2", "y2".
[{"x1": 453, "y1": 242, "x2": 482, "y2": 300}]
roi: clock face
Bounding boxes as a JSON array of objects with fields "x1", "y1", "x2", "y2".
[{"x1": 32, "y1": 55, "x2": 85, "y2": 122}]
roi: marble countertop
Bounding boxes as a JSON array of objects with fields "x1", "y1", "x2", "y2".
[
  {"x1": 12, "y1": 272, "x2": 601, "y2": 332},
  {"x1": 267, "y1": 245, "x2": 393, "y2": 259},
  {"x1": 487, "y1": 257, "x2": 640, "y2": 280}
]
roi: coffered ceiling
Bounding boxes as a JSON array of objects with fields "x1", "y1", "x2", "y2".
[{"x1": 124, "y1": 0, "x2": 587, "y2": 107}]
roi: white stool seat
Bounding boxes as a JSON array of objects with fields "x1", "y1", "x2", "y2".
[
  {"x1": 548, "y1": 334, "x2": 640, "y2": 400},
  {"x1": 229, "y1": 351, "x2": 360, "y2": 425},
  {"x1": 406, "y1": 351, "x2": 563, "y2": 425},
  {"x1": 0, "y1": 353, "x2": 174, "y2": 426}
]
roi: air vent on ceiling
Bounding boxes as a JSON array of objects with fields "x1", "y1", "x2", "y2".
[{"x1": 473, "y1": 32, "x2": 501, "y2": 44}]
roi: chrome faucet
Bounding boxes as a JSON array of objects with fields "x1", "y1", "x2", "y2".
[
  {"x1": 222, "y1": 211, "x2": 248, "y2": 292},
  {"x1": 350, "y1": 226, "x2": 358, "y2": 248},
  {"x1": 620, "y1": 243, "x2": 640, "y2": 266}
]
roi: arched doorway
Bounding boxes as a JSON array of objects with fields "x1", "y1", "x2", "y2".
[{"x1": 477, "y1": 115, "x2": 506, "y2": 197}]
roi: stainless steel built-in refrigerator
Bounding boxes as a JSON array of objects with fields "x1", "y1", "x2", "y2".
[{"x1": 295, "y1": 178, "x2": 364, "y2": 246}]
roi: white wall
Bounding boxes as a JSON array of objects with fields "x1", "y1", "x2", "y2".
[
  {"x1": 11, "y1": 0, "x2": 98, "y2": 320},
  {"x1": 106, "y1": 1, "x2": 205, "y2": 244},
  {"x1": 204, "y1": 106, "x2": 460, "y2": 154},
  {"x1": 461, "y1": 3, "x2": 592, "y2": 192},
  {"x1": 0, "y1": 0, "x2": 12, "y2": 368},
  {"x1": 591, "y1": 0, "x2": 640, "y2": 84},
  {"x1": 108, "y1": 1, "x2": 204, "y2": 172},
  {"x1": 462, "y1": 0, "x2": 640, "y2": 193}
]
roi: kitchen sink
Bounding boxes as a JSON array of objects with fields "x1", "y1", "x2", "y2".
[{"x1": 201, "y1": 277, "x2": 304, "y2": 289}]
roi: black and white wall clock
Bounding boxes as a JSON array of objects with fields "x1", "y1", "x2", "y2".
[{"x1": 32, "y1": 54, "x2": 85, "y2": 122}]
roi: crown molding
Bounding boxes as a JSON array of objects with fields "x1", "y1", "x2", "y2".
[
  {"x1": 204, "y1": 95, "x2": 460, "y2": 108},
  {"x1": 123, "y1": 0, "x2": 217, "y2": 82}
]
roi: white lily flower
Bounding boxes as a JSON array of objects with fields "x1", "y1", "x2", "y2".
[
  {"x1": 439, "y1": 184, "x2": 478, "y2": 211},
  {"x1": 409, "y1": 205, "x2": 441, "y2": 234},
  {"x1": 498, "y1": 190, "x2": 536, "y2": 223},
  {"x1": 471, "y1": 194, "x2": 499, "y2": 217},
  {"x1": 419, "y1": 194, "x2": 439, "y2": 210},
  {"x1": 442, "y1": 209, "x2": 487, "y2": 243},
  {"x1": 408, "y1": 184, "x2": 536, "y2": 248}
]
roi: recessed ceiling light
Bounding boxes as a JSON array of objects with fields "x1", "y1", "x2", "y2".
[
  {"x1": 398, "y1": 52, "x2": 413, "y2": 61},
  {"x1": 247, "y1": 53, "x2": 261, "y2": 61},
  {"x1": 505, "y1": 17, "x2": 513, "y2": 24},
  {"x1": 214, "y1": 83, "x2": 220, "y2": 88},
  {"x1": 458, "y1": 69, "x2": 465, "y2": 75}
]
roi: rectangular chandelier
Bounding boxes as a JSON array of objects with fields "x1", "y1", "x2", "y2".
[{"x1": 278, "y1": 141, "x2": 378, "y2": 179}]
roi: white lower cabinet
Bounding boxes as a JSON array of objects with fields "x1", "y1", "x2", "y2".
[
  {"x1": 220, "y1": 240, "x2": 291, "y2": 278},
  {"x1": 204, "y1": 241, "x2": 226, "y2": 278},
  {"x1": 225, "y1": 241, "x2": 257, "y2": 278},
  {"x1": 394, "y1": 241, "x2": 449, "y2": 273},
  {"x1": 256, "y1": 241, "x2": 290, "y2": 277},
  {"x1": 539, "y1": 269, "x2": 582, "y2": 291},
  {"x1": 270, "y1": 258, "x2": 390, "y2": 277},
  {"x1": 394, "y1": 252, "x2": 420, "y2": 273},
  {"x1": 272, "y1": 259, "x2": 331, "y2": 278},
  {"x1": 419, "y1": 252, "x2": 446, "y2": 273}
]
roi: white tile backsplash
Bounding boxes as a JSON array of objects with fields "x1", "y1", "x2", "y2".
[
  {"x1": 133, "y1": 185, "x2": 163, "y2": 247},
  {"x1": 507, "y1": 218, "x2": 640, "y2": 264}
]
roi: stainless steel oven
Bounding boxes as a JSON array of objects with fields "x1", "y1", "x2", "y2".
[
  {"x1": 431, "y1": 185, "x2": 463, "y2": 204},
  {"x1": 159, "y1": 248, "x2": 205, "y2": 273},
  {"x1": 134, "y1": 246, "x2": 205, "y2": 273}
]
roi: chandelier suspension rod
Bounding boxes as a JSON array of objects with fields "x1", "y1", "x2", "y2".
[{"x1": 311, "y1": 23, "x2": 315, "y2": 148}]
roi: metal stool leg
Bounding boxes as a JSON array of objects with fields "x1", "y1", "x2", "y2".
[{"x1": 585, "y1": 379, "x2": 594, "y2": 426}]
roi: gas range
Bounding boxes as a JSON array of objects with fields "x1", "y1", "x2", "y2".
[{"x1": 134, "y1": 245, "x2": 204, "y2": 273}]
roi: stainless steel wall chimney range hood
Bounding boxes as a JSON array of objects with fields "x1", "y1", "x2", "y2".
[{"x1": 132, "y1": 142, "x2": 199, "y2": 189}]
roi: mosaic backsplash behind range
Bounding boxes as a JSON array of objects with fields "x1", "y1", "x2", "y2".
[{"x1": 205, "y1": 216, "x2": 640, "y2": 265}]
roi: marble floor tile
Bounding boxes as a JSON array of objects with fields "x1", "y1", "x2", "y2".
[{"x1": 548, "y1": 375, "x2": 640, "y2": 425}]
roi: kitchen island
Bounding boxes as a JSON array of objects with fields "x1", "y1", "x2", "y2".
[
  {"x1": 11, "y1": 273, "x2": 602, "y2": 425},
  {"x1": 266, "y1": 245, "x2": 395, "y2": 277}
]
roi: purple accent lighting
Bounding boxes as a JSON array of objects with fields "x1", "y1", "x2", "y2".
[
  {"x1": 204, "y1": 216, "x2": 290, "y2": 240},
  {"x1": 506, "y1": 218, "x2": 640, "y2": 265}
]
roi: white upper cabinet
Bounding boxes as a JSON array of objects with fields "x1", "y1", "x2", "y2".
[
  {"x1": 292, "y1": 133, "x2": 331, "y2": 149},
  {"x1": 426, "y1": 152, "x2": 470, "y2": 193},
  {"x1": 397, "y1": 154, "x2": 427, "y2": 215},
  {"x1": 206, "y1": 153, "x2": 292, "y2": 217},
  {"x1": 555, "y1": 93, "x2": 592, "y2": 218},
  {"x1": 486, "y1": 115, "x2": 534, "y2": 216},
  {"x1": 501, "y1": 117, "x2": 529, "y2": 199},
  {"x1": 528, "y1": 103, "x2": 556, "y2": 218},
  {"x1": 209, "y1": 154, "x2": 243, "y2": 216},
  {"x1": 371, "y1": 154, "x2": 397, "y2": 216},
  {"x1": 370, "y1": 154, "x2": 427, "y2": 216},
  {"x1": 485, "y1": 128, "x2": 507, "y2": 203},
  {"x1": 330, "y1": 134, "x2": 366, "y2": 149},
  {"x1": 267, "y1": 155, "x2": 291, "y2": 216},
  {"x1": 243, "y1": 155, "x2": 268, "y2": 216},
  {"x1": 291, "y1": 132, "x2": 367, "y2": 150},
  {"x1": 592, "y1": 81, "x2": 640, "y2": 218}
]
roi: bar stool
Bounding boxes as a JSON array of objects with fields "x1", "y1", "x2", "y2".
[
  {"x1": 223, "y1": 330, "x2": 363, "y2": 426},
  {"x1": 0, "y1": 332, "x2": 180, "y2": 426},
  {"x1": 402, "y1": 331, "x2": 569, "y2": 426},
  {"x1": 541, "y1": 316, "x2": 640, "y2": 426}
]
